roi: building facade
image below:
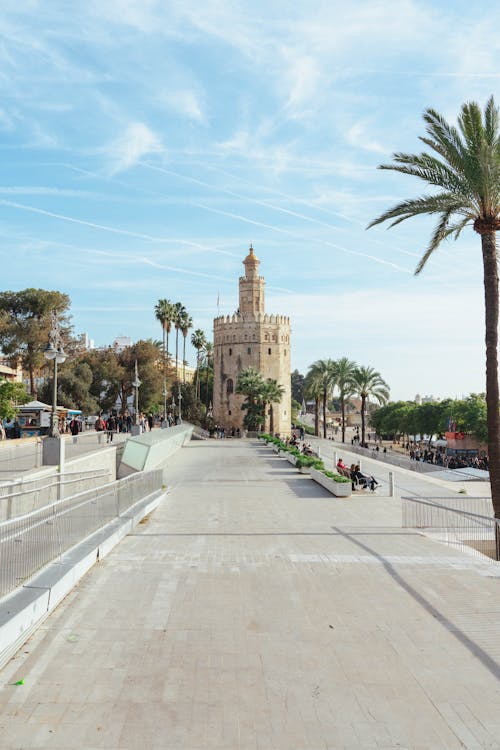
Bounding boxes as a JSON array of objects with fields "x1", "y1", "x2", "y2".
[{"x1": 213, "y1": 246, "x2": 291, "y2": 435}]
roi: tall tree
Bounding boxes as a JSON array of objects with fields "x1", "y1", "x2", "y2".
[
  {"x1": 368, "y1": 96, "x2": 500, "y2": 518},
  {"x1": 262, "y1": 379, "x2": 285, "y2": 435},
  {"x1": 333, "y1": 357, "x2": 357, "y2": 442},
  {"x1": 307, "y1": 359, "x2": 336, "y2": 438},
  {"x1": 304, "y1": 369, "x2": 322, "y2": 437},
  {"x1": 351, "y1": 366, "x2": 390, "y2": 446},
  {"x1": 154, "y1": 299, "x2": 174, "y2": 415},
  {"x1": 0, "y1": 378, "x2": 29, "y2": 420},
  {"x1": 180, "y1": 311, "x2": 193, "y2": 384},
  {"x1": 0, "y1": 289, "x2": 70, "y2": 397},
  {"x1": 236, "y1": 367, "x2": 265, "y2": 431},
  {"x1": 172, "y1": 302, "x2": 185, "y2": 383},
  {"x1": 191, "y1": 329, "x2": 207, "y2": 400},
  {"x1": 291, "y1": 369, "x2": 305, "y2": 404},
  {"x1": 202, "y1": 341, "x2": 214, "y2": 411}
]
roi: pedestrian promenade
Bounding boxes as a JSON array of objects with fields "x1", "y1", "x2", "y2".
[{"x1": 1, "y1": 439, "x2": 500, "y2": 749}]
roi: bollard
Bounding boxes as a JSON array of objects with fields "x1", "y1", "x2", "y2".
[{"x1": 389, "y1": 471, "x2": 394, "y2": 497}]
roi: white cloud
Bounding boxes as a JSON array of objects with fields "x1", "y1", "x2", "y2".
[
  {"x1": 106, "y1": 122, "x2": 163, "y2": 174},
  {"x1": 158, "y1": 89, "x2": 205, "y2": 122}
]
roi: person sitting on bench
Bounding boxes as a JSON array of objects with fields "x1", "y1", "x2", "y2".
[{"x1": 351, "y1": 465, "x2": 379, "y2": 491}]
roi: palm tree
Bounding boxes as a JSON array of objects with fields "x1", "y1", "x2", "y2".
[
  {"x1": 154, "y1": 299, "x2": 174, "y2": 418},
  {"x1": 307, "y1": 359, "x2": 336, "y2": 438},
  {"x1": 172, "y1": 302, "x2": 185, "y2": 382},
  {"x1": 351, "y1": 366, "x2": 390, "y2": 446},
  {"x1": 367, "y1": 96, "x2": 500, "y2": 517},
  {"x1": 304, "y1": 369, "x2": 322, "y2": 437},
  {"x1": 203, "y1": 341, "x2": 214, "y2": 411},
  {"x1": 191, "y1": 329, "x2": 206, "y2": 400},
  {"x1": 333, "y1": 357, "x2": 357, "y2": 442},
  {"x1": 180, "y1": 311, "x2": 193, "y2": 384},
  {"x1": 262, "y1": 379, "x2": 285, "y2": 435},
  {"x1": 236, "y1": 367, "x2": 265, "y2": 431}
]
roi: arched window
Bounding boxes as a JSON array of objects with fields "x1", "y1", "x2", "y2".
[{"x1": 226, "y1": 378, "x2": 234, "y2": 395}]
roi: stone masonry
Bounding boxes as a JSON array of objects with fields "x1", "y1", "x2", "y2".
[{"x1": 213, "y1": 246, "x2": 291, "y2": 435}]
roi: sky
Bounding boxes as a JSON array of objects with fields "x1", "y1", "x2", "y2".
[{"x1": 0, "y1": 0, "x2": 498, "y2": 400}]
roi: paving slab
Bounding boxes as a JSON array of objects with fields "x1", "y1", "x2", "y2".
[{"x1": 1, "y1": 440, "x2": 500, "y2": 749}]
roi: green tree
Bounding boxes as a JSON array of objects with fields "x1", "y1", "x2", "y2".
[
  {"x1": 0, "y1": 289, "x2": 70, "y2": 397},
  {"x1": 39, "y1": 361, "x2": 98, "y2": 414},
  {"x1": 236, "y1": 367, "x2": 265, "y2": 431},
  {"x1": 351, "y1": 366, "x2": 390, "y2": 446},
  {"x1": 454, "y1": 393, "x2": 488, "y2": 443},
  {"x1": 304, "y1": 368, "x2": 322, "y2": 437},
  {"x1": 0, "y1": 378, "x2": 29, "y2": 421},
  {"x1": 172, "y1": 302, "x2": 185, "y2": 382},
  {"x1": 368, "y1": 96, "x2": 500, "y2": 517},
  {"x1": 180, "y1": 311, "x2": 193, "y2": 384},
  {"x1": 307, "y1": 359, "x2": 336, "y2": 438},
  {"x1": 191, "y1": 329, "x2": 207, "y2": 400},
  {"x1": 262, "y1": 379, "x2": 285, "y2": 435},
  {"x1": 201, "y1": 341, "x2": 214, "y2": 411},
  {"x1": 333, "y1": 357, "x2": 357, "y2": 442},
  {"x1": 154, "y1": 298, "x2": 174, "y2": 413},
  {"x1": 291, "y1": 369, "x2": 305, "y2": 404}
]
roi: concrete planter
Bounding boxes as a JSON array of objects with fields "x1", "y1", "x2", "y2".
[
  {"x1": 310, "y1": 468, "x2": 352, "y2": 497},
  {"x1": 272, "y1": 445, "x2": 282, "y2": 454},
  {"x1": 286, "y1": 453, "x2": 298, "y2": 466}
]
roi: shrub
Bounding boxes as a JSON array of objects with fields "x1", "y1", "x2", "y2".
[{"x1": 322, "y1": 470, "x2": 351, "y2": 483}]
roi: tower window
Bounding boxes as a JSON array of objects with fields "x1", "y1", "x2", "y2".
[
  {"x1": 229, "y1": 348, "x2": 232, "y2": 355},
  {"x1": 228, "y1": 410, "x2": 232, "y2": 415},
  {"x1": 247, "y1": 347, "x2": 251, "y2": 354},
  {"x1": 226, "y1": 378, "x2": 234, "y2": 395},
  {"x1": 268, "y1": 348, "x2": 271, "y2": 355},
  {"x1": 284, "y1": 349, "x2": 287, "y2": 356}
]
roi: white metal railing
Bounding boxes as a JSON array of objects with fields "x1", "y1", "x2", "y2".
[
  {"x1": 0, "y1": 469, "x2": 163, "y2": 598},
  {"x1": 0, "y1": 470, "x2": 112, "y2": 520},
  {"x1": 402, "y1": 496, "x2": 499, "y2": 561}
]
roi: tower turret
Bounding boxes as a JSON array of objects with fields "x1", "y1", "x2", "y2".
[{"x1": 239, "y1": 245, "x2": 265, "y2": 315}]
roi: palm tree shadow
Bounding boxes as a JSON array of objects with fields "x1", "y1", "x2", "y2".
[{"x1": 331, "y1": 525, "x2": 500, "y2": 681}]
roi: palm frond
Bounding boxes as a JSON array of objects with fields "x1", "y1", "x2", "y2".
[{"x1": 367, "y1": 193, "x2": 471, "y2": 230}]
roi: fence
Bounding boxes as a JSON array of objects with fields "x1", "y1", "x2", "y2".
[
  {"x1": 0, "y1": 469, "x2": 163, "y2": 598},
  {"x1": 0, "y1": 469, "x2": 112, "y2": 520},
  {"x1": 402, "y1": 495, "x2": 499, "y2": 561}
]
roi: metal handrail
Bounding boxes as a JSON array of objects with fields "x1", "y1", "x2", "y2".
[
  {"x1": 0, "y1": 469, "x2": 163, "y2": 598},
  {"x1": 402, "y1": 495, "x2": 499, "y2": 561}
]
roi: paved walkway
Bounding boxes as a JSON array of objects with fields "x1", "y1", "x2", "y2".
[{"x1": 1, "y1": 440, "x2": 500, "y2": 749}]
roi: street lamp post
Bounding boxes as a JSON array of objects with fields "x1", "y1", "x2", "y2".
[
  {"x1": 132, "y1": 359, "x2": 141, "y2": 427},
  {"x1": 43, "y1": 312, "x2": 67, "y2": 438},
  {"x1": 178, "y1": 384, "x2": 182, "y2": 423}
]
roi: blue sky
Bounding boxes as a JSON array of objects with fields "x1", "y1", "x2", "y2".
[{"x1": 0, "y1": 0, "x2": 498, "y2": 399}]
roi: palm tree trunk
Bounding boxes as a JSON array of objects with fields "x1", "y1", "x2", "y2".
[
  {"x1": 270, "y1": 404, "x2": 274, "y2": 435},
  {"x1": 166, "y1": 329, "x2": 170, "y2": 378},
  {"x1": 182, "y1": 335, "x2": 186, "y2": 384},
  {"x1": 175, "y1": 330, "x2": 179, "y2": 382},
  {"x1": 163, "y1": 326, "x2": 166, "y2": 418},
  {"x1": 314, "y1": 397, "x2": 319, "y2": 436},
  {"x1": 481, "y1": 232, "x2": 500, "y2": 520},
  {"x1": 323, "y1": 388, "x2": 327, "y2": 439},
  {"x1": 360, "y1": 395, "x2": 366, "y2": 446},
  {"x1": 341, "y1": 395, "x2": 346, "y2": 442}
]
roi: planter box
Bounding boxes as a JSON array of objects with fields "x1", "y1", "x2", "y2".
[
  {"x1": 272, "y1": 445, "x2": 281, "y2": 454},
  {"x1": 310, "y1": 468, "x2": 352, "y2": 497},
  {"x1": 286, "y1": 453, "x2": 298, "y2": 465}
]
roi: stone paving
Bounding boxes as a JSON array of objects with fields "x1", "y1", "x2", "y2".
[{"x1": 1, "y1": 440, "x2": 500, "y2": 749}]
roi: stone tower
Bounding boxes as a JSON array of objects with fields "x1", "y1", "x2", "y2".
[{"x1": 213, "y1": 246, "x2": 291, "y2": 435}]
